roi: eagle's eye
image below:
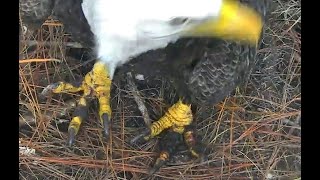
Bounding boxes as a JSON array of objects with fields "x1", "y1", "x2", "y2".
[{"x1": 169, "y1": 17, "x2": 189, "y2": 26}]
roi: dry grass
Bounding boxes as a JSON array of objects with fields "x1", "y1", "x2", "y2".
[{"x1": 19, "y1": 0, "x2": 301, "y2": 179}]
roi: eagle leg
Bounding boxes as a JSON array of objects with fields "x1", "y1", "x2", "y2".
[
  {"x1": 131, "y1": 99, "x2": 192, "y2": 145},
  {"x1": 130, "y1": 100, "x2": 206, "y2": 174},
  {"x1": 144, "y1": 99, "x2": 193, "y2": 141},
  {"x1": 41, "y1": 61, "x2": 112, "y2": 146}
]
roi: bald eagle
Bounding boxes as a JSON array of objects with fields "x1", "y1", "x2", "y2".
[{"x1": 19, "y1": 0, "x2": 268, "y2": 147}]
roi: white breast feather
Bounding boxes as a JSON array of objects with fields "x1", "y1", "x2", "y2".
[{"x1": 81, "y1": 0, "x2": 222, "y2": 76}]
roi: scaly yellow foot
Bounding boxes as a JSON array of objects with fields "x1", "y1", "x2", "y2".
[
  {"x1": 131, "y1": 99, "x2": 193, "y2": 144},
  {"x1": 146, "y1": 99, "x2": 193, "y2": 139},
  {"x1": 41, "y1": 61, "x2": 112, "y2": 146},
  {"x1": 130, "y1": 100, "x2": 205, "y2": 174}
]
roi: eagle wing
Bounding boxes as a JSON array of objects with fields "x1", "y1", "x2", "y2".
[
  {"x1": 116, "y1": 0, "x2": 269, "y2": 107},
  {"x1": 19, "y1": 0, "x2": 94, "y2": 47},
  {"x1": 19, "y1": 0, "x2": 54, "y2": 30}
]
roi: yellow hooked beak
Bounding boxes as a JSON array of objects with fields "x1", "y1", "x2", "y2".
[{"x1": 184, "y1": 0, "x2": 263, "y2": 46}]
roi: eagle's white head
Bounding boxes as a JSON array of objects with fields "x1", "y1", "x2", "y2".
[{"x1": 81, "y1": 0, "x2": 263, "y2": 77}]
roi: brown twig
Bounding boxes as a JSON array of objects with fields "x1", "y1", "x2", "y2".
[{"x1": 126, "y1": 72, "x2": 151, "y2": 127}]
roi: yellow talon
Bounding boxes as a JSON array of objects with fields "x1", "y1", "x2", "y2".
[
  {"x1": 141, "y1": 100, "x2": 205, "y2": 174},
  {"x1": 51, "y1": 83, "x2": 83, "y2": 94},
  {"x1": 148, "y1": 151, "x2": 170, "y2": 175},
  {"x1": 184, "y1": 130, "x2": 199, "y2": 157},
  {"x1": 69, "y1": 116, "x2": 82, "y2": 134},
  {"x1": 83, "y1": 61, "x2": 112, "y2": 120},
  {"x1": 190, "y1": 149, "x2": 200, "y2": 158},
  {"x1": 145, "y1": 99, "x2": 193, "y2": 140},
  {"x1": 183, "y1": 131, "x2": 194, "y2": 147},
  {"x1": 184, "y1": 130, "x2": 204, "y2": 159},
  {"x1": 159, "y1": 151, "x2": 169, "y2": 161},
  {"x1": 42, "y1": 61, "x2": 113, "y2": 145},
  {"x1": 78, "y1": 97, "x2": 87, "y2": 106},
  {"x1": 85, "y1": 62, "x2": 112, "y2": 138}
]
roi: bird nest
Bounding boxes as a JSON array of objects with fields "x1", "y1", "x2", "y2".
[{"x1": 19, "y1": 0, "x2": 300, "y2": 179}]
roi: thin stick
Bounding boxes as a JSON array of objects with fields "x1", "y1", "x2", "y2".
[
  {"x1": 19, "y1": 58, "x2": 62, "y2": 64},
  {"x1": 126, "y1": 72, "x2": 151, "y2": 127}
]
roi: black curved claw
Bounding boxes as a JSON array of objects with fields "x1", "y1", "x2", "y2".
[
  {"x1": 199, "y1": 153, "x2": 208, "y2": 163},
  {"x1": 148, "y1": 158, "x2": 166, "y2": 176},
  {"x1": 101, "y1": 113, "x2": 110, "y2": 140},
  {"x1": 130, "y1": 128, "x2": 151, "y2": 145},
  {"x1": 40, "y1": 82, "x2": 61, "y2": 97},
  {"x1": 67, "y1": 128, "x2": 76, "y2": 147},
  {"x1": 191, "y1": 144, "x2": 209, "y2": 163}
]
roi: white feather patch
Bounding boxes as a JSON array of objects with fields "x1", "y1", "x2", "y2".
[{"x1": 81, "y1": 0, "x2": 223, "y2": 77}]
